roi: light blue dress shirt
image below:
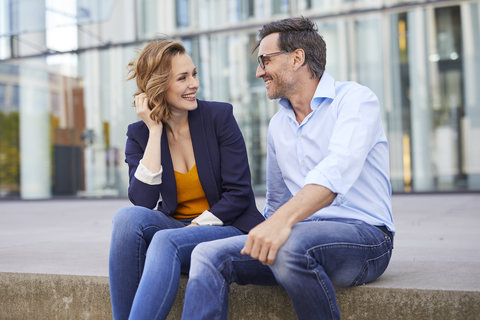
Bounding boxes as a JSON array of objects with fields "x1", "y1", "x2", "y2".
[{"x1": 264, "y1": 72, "x2": 395, "y2": 233}]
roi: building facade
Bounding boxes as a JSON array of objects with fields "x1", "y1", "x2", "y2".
[{"x1": 0, "y1": 0, "x2": 479, "y2": 199}]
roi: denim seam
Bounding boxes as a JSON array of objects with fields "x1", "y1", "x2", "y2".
[
  {"x1": 306, "y1": 252, "x2": 337, "y2": 319},
  {"x1": 306, "y1": 238, "x2": 391, "y2": 289},
  {"x1": 312, "y1": 267, "x2": 337, "y2": 320},
  {"x1": 217, "y1": 256, "x2": 238, "y2": 284},
  {"x1": 352, "y1": 249, "x2": 391, "y2": 286},
  {"x1": 216, "y1": 254, "x2": 260, "y2": 284},
  {"x1": 217, "y1": 276, "x2": 228, "y2": 320},
  {"x1": 306, "y1": 237, "x2": 389, "y2": 254},
  {"x1": 137, "y1": 225, "x2": 169, "y2": 284},
  {"x1": 210, "y1": 256, "x2": 240, "y2": 319},
  {"x1": 136, "y1": 225, "x2": 165, "y2": 284},
  {"x1": 141, "y1": 225, "x2": 169, "y2": 232},
  {"x1": 153, "y1": 247, "x2": 180, "y2": 320},
  {"x1": 136, "y1": 229, "x2": 143, "y2": 284}
]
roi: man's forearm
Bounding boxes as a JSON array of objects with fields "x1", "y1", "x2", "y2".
[
  {"x1": 271, "y1": 184, "x2": 336, "y2": 227},
  {"x1": 241, "y1": 184, "x2": 336, "y2": 265}
]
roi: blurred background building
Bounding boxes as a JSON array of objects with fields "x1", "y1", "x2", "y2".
[{"x1": 0, "y1": 0, "x2": 479, "y2": 199}]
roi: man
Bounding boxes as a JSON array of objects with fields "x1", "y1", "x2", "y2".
[{"x1": 181, "y1": 17, "x2": 394, "y2": 320}]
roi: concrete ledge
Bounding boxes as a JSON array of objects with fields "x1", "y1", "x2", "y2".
[
  {"x1": 0, "y1": 273, "x2": 110, "y2": 320},
  {"x1": 1, "y1": 272, "x2": 480, "y2": 320}
]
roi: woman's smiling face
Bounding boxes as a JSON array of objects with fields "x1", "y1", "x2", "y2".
[{"x1": 165, "y1": 53, "x2": 200, "y2": 114}]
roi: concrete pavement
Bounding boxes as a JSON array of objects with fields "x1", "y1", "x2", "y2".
[{"x1": 0, "y1": 193, "x2": 479, "y2": 291}]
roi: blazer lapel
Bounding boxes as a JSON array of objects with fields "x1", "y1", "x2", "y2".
[
  {"x1": 160, "y1": 127, "x2": 177, "y2": 214},
  {"x1": 189, "y1": 103, "x2": 219, "y2": 206}
]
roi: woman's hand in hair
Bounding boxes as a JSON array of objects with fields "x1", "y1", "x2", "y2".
[{"x1": 134, "y1": 93, "x2": 163, "y2": 132}]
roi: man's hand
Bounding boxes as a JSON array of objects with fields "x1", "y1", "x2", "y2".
[
  {"x1": 241, "y1": 216, "x2": 292, "y2": 265},
  {"x1": 241, "y1": 184, "x2": 336, "y2": 266}
]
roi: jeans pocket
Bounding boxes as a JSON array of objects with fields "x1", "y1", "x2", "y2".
[{"x1": 353, "y1": 249, "x2": 392, "y2": 286}]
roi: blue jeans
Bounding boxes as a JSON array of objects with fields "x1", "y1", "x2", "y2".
[
  {"x1": 108, "y1": 206, "x2": 243, "y2": 320},
  {"x1": 182, "y1": 218, "x2": 393, "y2": 320}
]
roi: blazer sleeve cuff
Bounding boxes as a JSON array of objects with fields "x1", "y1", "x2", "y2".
[
  {"x1": 192, "y1": 210, "x2": 224, "y2": 226},
  {"x1": 134, "y1": 160, "x2": 163, "y2": 185}
]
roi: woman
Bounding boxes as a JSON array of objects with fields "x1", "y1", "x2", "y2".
[{"x1": 109, "y1": 40, "x2": 264, "y2": 320}]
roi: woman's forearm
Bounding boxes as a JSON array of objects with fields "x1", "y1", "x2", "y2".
[{"x1": 141, "y1": 126, "x2": 162, "y2": 173}]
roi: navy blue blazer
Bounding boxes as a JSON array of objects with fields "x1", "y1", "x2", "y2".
[{"x1": 125, "y1": 100, "x2": 264, "y2": 233}]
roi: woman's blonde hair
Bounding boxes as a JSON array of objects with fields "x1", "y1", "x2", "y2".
[{"x1": 127, "y1": 40, "x2": 186, "y2": 122}]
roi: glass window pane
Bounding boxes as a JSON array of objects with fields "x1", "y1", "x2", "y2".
[{"x1": 176, "y1": 0, "x2": 190, "y2": 28}]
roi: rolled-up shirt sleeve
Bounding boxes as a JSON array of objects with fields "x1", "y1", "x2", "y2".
[
  {"x1": 125, "y1": 123, "x2": 162, "y2": 209},
  {"x1": 304, "y1": 86, "x2": 382, "y2": 196},
  {"x1": 134, "y1": 160, "x2": 163, "y2": 185},
  {"x1": 192, "y1": 210, "x2": 224, "y2": 226}
]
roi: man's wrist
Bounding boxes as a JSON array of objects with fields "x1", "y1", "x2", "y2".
[{"x1": 270, "y1": 207, "x2": 297, "y2": 228}]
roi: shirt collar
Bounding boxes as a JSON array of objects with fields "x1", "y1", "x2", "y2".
[{"x1": 278, "y1": 71, "x2": 336, "y2": 111}]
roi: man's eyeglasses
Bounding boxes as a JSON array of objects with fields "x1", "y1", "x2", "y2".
[{"x1": 257, "y1": 51, "x2": 286, "y2": 69}]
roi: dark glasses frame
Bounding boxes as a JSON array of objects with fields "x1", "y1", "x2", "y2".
[{"x1": 257, "y1": 51, "x2": 286, "y2": 69}]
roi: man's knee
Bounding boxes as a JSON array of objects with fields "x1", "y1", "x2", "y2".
[
  {"x1": 190, "y1": 241, "x2": 221, "y2": 267},
  {"x1": 190, "y1": 236, "x2": 246, "y2": 276},
  {"x1": 189, "y1": 242, "x2": 220, "y2": 279},
  {"x1": 270, "y1": 234, "x2": 309, "y2": 282}
]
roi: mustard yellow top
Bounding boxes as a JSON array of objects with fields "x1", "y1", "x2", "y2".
[{"x1": 173, "y1": 164, "x2": 210, "y2": 220}]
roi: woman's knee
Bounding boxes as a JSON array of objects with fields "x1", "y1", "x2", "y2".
[
  {"x1": 111, "y1": 206, "x2": 162, "y2": 245},
  {"x1": 148, "y1": 229, "x2": 192, "y2": 259},
  {"x1": 112, "y1": 206, "x2": 143, "y2": 232}
]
